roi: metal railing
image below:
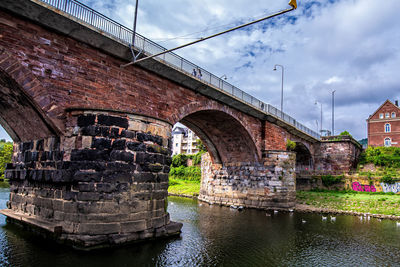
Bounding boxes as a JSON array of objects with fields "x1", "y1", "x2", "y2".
[{"x1": 37, "y1": 0, "x2": 320, "y2": 139}]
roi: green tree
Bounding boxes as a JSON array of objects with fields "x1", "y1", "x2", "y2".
[
  {"x1": 339, "y1": 131, "x2": 352, "y2": 137},
  {"x1": 195, "y1": 139, "x2": 207, "y2": 153},
  {"x1": 171, "y1": 154, "x2": 188, "y2": 167},
  {"x1": 0, "y1": 141, "x2": 13, "y2": 180}
]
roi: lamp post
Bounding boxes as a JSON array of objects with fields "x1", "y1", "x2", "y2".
[
  {"x1": 273, "y1": 64, "x2": 284, "y2": 112},
  {"x1": 332, "y1": 90, "x2": 336, "y2": 136},
  {"x1": 219, "y1": 75, "x2": 227, "y2": 88},
  {"x1": 315, "y1": 101, "x2": 322, "y2": 133}
]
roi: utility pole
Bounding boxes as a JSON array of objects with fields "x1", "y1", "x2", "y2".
[
  {"x1": 128, "y1": 0, "x2": 142, "y2": 62},
  {"x1": 273, "y1": 64, "x2": 284, "y2": 112},
  {"x1": 332, "y1": 90, "x2": 336, "y2": 136},
  {"x1": 315, "y1": 101, "x2": 322, "y2": 133}
]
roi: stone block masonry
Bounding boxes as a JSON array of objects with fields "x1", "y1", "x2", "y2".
[
  {"x1": 199, "y1": 151, "x2": 296, "y2": 209},
  {"x1": 4, "y1": 111, "x2": 182, "y2": 249}
]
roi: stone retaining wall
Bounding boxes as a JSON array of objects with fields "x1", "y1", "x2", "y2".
[{"x1": 199, "y1": 151, "x2": 296, "y2": 209}]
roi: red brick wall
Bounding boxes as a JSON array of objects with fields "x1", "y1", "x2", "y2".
[
  {"x1": 0, "y1": 10, "x2": 266, "y2": 161},
  {"x1": 368, "y1": 101, "x2": 400, "y2": 147},
  {"x1": 264, "y1": 121, "x2": 290, "y2": 151}
]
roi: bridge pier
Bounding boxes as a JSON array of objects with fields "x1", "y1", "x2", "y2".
[
  {"x1": 3, "y1": 111, "x2": 182, "y2": 249},
  {"x1": 199, "y1": 151, "x2": 296, "y2": 209}
]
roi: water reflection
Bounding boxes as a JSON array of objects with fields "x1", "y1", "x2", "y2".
[{"x1": 0, "y1": 191, "x2": 399, "y2": 266}]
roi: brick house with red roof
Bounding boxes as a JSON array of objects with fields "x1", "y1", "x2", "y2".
[{"x1": 367, "y1": 100, "x2": 400, "y2": 147}]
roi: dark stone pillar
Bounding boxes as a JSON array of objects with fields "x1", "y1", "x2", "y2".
[{"x1": 2, "y1": 111, "x2": 182, "y2": 249}]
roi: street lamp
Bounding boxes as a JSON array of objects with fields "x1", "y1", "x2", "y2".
[
  {"x1": 315, "y1": 101, "x2": 322, "y2": 133},
  {"x1": 219, "y1": 74, "x2": 227, "y2": 88},
  {"x1": 273, "y1": 64, "x2": 284, "y2": 112},
  {"x1": 332, "y1": 90, "x2": 336, "y2": 136}
]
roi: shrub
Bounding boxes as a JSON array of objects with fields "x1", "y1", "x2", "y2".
[
  {"x1": 192, "y1": 152, "x2": 204, "y2": 166},
  {"x1": 195, "y1": 139, "x2": 207, "y2": 153},
  {"x1": 169, "y1": 166, "x2": 201, "y2": 181},
  {"x1": 380, "y1": 174, "x2": 397, "y2": 184},
  {"x1": 359, "y1": 147, "x2": 400, "y2": 168},
  {"x1": 171, "y1": 154, "x2": 188, "y2": 167},
  {"x1": 0, "y1": 141, "x2": 13, "y2": 180},
  {"x1": 286, "y1": 139, "x2": 296, "y2": 151},
  {"x1": 321, "y1": 175, "x2": 343, "y2": 187},
  {"x1": 340, "y1": 130, "x2": 352, "y2": 137}
]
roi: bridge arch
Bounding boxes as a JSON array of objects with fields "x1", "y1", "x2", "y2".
[
  {"x1": 0, "y1": 49, "x2": 60, "y2": 141},
  {"x1": 294, "y1": 142, "x2": 314, "y2": 171},
  {"x1": 171, "y1": 101, "x2": 261, "y2": 164}
]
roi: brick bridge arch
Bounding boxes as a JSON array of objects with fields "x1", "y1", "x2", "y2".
[
  {"x1": 170, "y1": 101, "x2": 261, "y2": 164},
  {"x1": 293, "y1": 142, "x2": 314, "y2": 171},
  {"x1": 0, "y1": 2, "x2": 360, "y2": 249},
  {"x1": 0, "y1": 48, "x2": 60, "y2": 142}
]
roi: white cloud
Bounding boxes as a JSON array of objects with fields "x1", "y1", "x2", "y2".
[{"x1": 325, "y1": 76, "x2": 342, "y2": 84}]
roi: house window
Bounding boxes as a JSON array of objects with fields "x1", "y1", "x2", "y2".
[
  {"x1": 384, "y1": 138, "x2": 392, "y2": 147},
  {"x1": 379, "y1": 113, "x2": 384, "y2": 119},
  {"x1": 386, "y1": 113, "x2": 390, "y2": 118},
  {"x1": 385, "y1": 123, "x2": 391, "y2": 133},
  {"x1": 392, "y1": 112, "x2": 396, "y2": 118}
]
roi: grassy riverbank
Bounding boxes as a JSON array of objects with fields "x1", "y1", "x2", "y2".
[
  {"x1": 168, "y1": 177, "x2": 200, "y2": 197},
  {"x1": 297, "y1": 190, "x2": 400, "y2": 216}
]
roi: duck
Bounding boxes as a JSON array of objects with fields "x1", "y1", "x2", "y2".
[
  {"x1": 331, "y1": 216, "x2": 336, "y2": 222},
  {"x1": 396, "y1": 222, "x2": 400, "y2": 227},
  {"x1": 322, "y1": 216, "x2": 327, "y2": 221},
  {"x1": 302, "y1": 219, "x2": 307, "y2": 224}
]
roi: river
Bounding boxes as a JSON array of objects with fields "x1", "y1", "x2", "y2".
[{"x1": 0, "y1": 188, "x2": 400, "y2": 266}]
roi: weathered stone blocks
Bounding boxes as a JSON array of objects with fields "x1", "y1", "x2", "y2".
[
  {"x1": 3, "y1": 111, "x2": 181, "y2": 249},
  {"x1": 199, "y1": 151, "x2": 296, "y2": 209}
]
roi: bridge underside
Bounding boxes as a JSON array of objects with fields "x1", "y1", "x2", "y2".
[{"x1": 3, "y1": 110, "x2": 298, "y2": 249}]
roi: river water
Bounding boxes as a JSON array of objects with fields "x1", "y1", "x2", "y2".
[{"x1": 0, "y1": 188, "x2": 400, "y2": 266}]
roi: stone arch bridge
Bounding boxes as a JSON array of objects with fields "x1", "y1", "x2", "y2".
[{"x1": 0, "y1": 0, "x2": 361, "y2": 249}]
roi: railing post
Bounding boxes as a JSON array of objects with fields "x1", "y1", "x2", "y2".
[{"x1": 90, "y1": 9, "x2": 94, "y2": 25}]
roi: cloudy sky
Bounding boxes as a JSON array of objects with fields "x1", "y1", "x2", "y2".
[{"x1": 2, "y1": 0, "x2": 400, "y2": 141}]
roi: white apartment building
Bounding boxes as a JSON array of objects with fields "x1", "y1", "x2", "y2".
[{"x1": 172, "y1": 126, "x2": 200, "y2": 155}]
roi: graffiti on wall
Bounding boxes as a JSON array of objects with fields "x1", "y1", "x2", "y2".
[
  {"x1": 352, "y1": 182, "x2": 376, "y2": 192},
  {"x1": 381, "y1": 182, "x2": 400, "y2": 194}
]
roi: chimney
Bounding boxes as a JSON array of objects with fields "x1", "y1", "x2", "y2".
[{"x1": 396, "y1": 100, "x2": 399, "y2": 107}]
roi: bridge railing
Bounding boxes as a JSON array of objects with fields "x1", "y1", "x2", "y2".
[{"x1": 37, "y1": 0, "x2": 321, "y2": 140}]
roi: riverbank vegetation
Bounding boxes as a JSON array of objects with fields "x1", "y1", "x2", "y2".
[
  {"x1": 0, "y1": 140, "x2": 12, "y2": 182},
  {"x1": 297, "y1": 190, "x2": 400, "y2": 216},
  {"x1": 356, "y1": 146, "x2": 400, "y2": 181},
  {"x1": 168, "y1": 140, "x2": 205, "y2": 197}
]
